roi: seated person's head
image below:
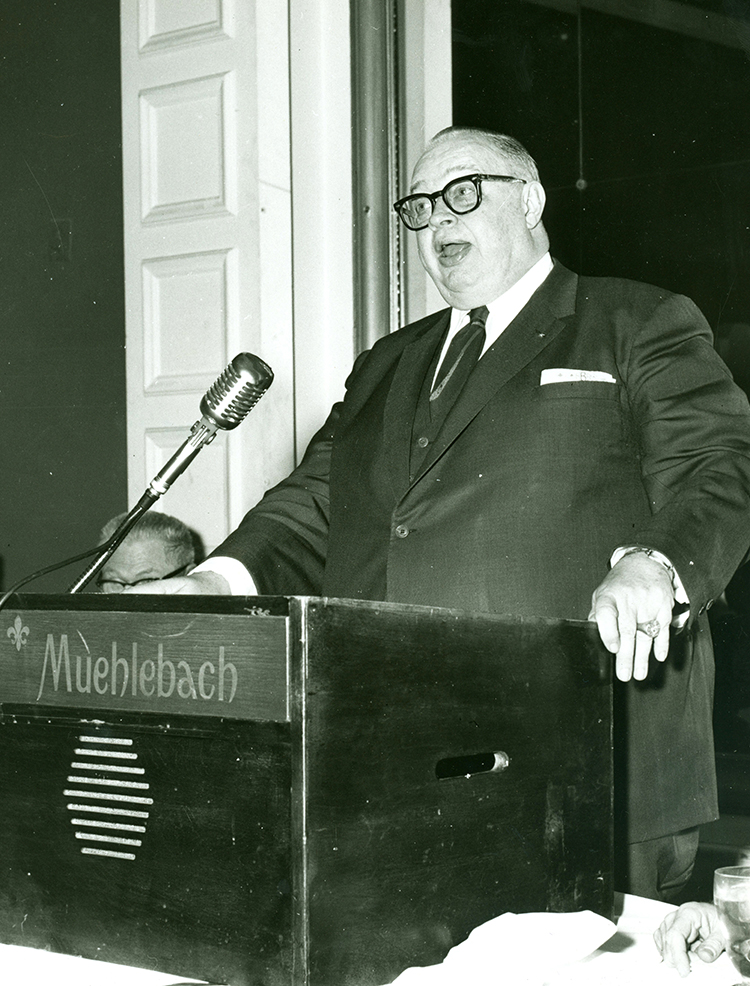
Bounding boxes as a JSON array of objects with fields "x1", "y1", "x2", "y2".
[{"x1": 96, "y1": 511, "x2": 200, "y2": 593}]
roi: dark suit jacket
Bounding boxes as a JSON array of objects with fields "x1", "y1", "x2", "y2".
[{"x1": 216, "y1": 261, "x2": 750, "y2": 842}]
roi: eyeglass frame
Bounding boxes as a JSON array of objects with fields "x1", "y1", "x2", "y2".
[
  {"x1": 95, "y1": 561, "x2": 191, "y2": 592},
  {"x1": 393, "y1": 173, "x2": 527, "y2": 231}
]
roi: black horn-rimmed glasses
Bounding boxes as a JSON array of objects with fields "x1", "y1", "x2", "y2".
[{"x1": 393, "y1": 173, "x2": 527, "y2": 231}]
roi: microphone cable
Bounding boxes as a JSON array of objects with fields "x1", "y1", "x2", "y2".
[{"x1": 0, "y1": 535, "x2": 120, "y2": 613}]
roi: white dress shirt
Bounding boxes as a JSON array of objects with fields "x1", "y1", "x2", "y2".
[{"x1": 432, "y1": 252, "x2": 554, "y2": 386}]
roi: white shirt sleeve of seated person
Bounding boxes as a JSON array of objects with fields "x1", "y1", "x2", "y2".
[{"x1": 191, "y1": 556, "x2": 259, "y2": 595}]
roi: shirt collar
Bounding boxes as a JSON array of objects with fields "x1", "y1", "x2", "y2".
[
  {"x1": 486, "y1": 252, "x2": 554, "y2": 320},
  {"x1": 449, "y1": 252, "x2": 554, "y2": 345}
]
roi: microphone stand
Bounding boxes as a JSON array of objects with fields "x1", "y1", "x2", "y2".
[
  {"x1": 65, "y1": 495, "x2": 156, "y2": 594},
  {"x1": 0, "y1": 352, "x2": 274, "y2": 602},
  {"x1": 67, "y1": 415, "x2": 221, "y2": 593}
]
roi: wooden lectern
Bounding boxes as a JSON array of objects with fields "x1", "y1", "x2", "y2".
[{"x1": 0, "y1": 594, "x2": 612, "y2": 985}]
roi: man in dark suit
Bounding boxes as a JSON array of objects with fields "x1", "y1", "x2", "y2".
[{"x1": 133, "y1": 127, "x2": 750, "y2": 902}]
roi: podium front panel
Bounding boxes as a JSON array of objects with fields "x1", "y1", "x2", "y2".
[
  {"x1": 0, "y1": 708, "x2": 293, "y2": 984},
  {"x1": 0, "y1": 595, "x2": 295, "y2": 986}
]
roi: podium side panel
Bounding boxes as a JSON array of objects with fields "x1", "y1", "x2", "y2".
[{"x1": 301, "y1": 600, "x2": 613, "y2": 986}]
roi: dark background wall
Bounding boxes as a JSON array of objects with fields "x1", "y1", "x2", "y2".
[
  {"x1": 0, "y1": 2, "x2": 127, "y2": 592},
  {"x1": 452, "y1": 0, "x2": 750, "y2": 366}
]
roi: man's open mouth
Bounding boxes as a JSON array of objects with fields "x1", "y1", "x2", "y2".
[{"x1": 437, "y1": 241, "x2": 471, "y2": 266}]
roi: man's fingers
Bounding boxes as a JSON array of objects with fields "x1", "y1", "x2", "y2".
[
  {"x1": 633, "y1": 636, "x2": 651, "y2": 681},
  {"x1": 618, "y1": 621, "x2": 672, "y2": 681},
  {"x1": 652, "y1": 623, "x2": 671, "y2": 663},
  {"x1": 654, "y1": 903, "x2": 725, "y2": 978},
  {"x1": 612, "y1": 628, "x2": 635, "y2": 680},
  {"x1": 590, "y1": 575, "x2": 673, "y2": 680},
  {"x1": 659, "y1": 927, "x2": 723, "y2": 977},
  {"x1": 590, "y1": 552, "x2": 676, "y2": 679},
  {"x1": 693, "y1": 933, "x2": 725, "y2": 964},
  {"x1": 591, "y1": 600, "x2": 620, "y2": 654},
  {"x1": 655, "y1": 922, "x2": 694, "y2": 978},
  {"x1": 664, "y1": 940, "x2": 693, "y2": 978},
  {"x1": 590, "y1": 597, "x2": 640, "y2": 681}
]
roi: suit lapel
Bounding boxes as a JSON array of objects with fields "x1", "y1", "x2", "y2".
[
  {"x1": 383, "y1": 310, "x2": 449, "y2": 496},
  {"x1": 413, "y1": 263, "x2": 579, "y2": 481}
]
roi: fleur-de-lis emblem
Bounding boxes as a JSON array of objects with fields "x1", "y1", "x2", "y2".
[{"x1": 7, "y1": 616, "x2": 29, "y2": 652}]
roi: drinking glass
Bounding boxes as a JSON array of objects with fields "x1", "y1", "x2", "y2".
[{"x1": 714, "y1": 865, "x2": 750, "y2": 983}]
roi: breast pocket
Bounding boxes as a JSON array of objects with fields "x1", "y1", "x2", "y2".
[
  {"x1": 537, "y1": 381, "x2": 620, "y2": 401},
  {"x1": 532, "y1": 382, "x2": 628, "y2": 461}
]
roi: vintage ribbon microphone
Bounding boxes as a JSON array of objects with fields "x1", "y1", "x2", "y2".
[{"x1": 66, "y1": 352, "x2": 274, "y2": 593}]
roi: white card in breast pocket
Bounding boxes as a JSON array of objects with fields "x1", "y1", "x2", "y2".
[{"x1": 540, "y1": 368, "x2": 617, "y2": 385}]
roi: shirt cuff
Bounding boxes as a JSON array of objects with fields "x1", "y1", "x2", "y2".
[{"x1": 191, "y1": 556, "x2": 259, "y2": 596}]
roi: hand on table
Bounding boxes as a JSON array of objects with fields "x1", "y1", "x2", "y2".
[
  {"x1": 653, "y1": 902, "x2": 725, "y2": 978},
  {"x1": 589, "y1": 551, "x2": 675, "y2": 681}
]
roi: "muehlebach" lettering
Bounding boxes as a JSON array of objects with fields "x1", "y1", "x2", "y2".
[{"x1": 36, "y1": 635, "x2": 238, "y2": 705}]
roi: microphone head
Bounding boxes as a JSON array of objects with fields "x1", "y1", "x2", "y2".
[{"x1": 200, "y1": 353, "x2": 274, "y2": 431}]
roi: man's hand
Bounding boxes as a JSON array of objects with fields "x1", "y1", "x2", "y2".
[
  {"x1": 589, "y1": 551, "x2": 675, "y2": 681},
  {"x1": 653, "y1": 903, "x2": 725, "y2": 978},
  {"x1": 122, "y1": 571, "x2": 230, "y2": 595}
]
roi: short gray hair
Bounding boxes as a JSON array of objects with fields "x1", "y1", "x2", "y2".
[
  {"x1": 429, "y1": 127, "x2": 541, "y2": 183},
  {"x1": 99, "y1": 511, "x2": 200, "y2": 566}
]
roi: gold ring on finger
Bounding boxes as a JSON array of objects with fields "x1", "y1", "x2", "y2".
[{"x1": 637, "y1": 619, "x2": 661, "y2": 638}]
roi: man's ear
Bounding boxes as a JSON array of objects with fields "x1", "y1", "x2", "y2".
[{"x1": 523, "y1": 181, "x2": 546, "y2": 229}]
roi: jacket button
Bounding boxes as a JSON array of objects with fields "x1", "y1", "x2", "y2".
[
  {"x1": 416, "y1": 436, "x2": 429, "y2": 448},
  {"x1": 395, "y1": 525, "x2": 409, "y2": 538}
]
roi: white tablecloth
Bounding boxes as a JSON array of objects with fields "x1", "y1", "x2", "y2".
[
  {"x1": 0, "y1": 941, "x2": 209, "y2": 985},
  {"x1": 384, "y1": 894, "x2": 742, "y2": 986},
  {"x1": 548, "y1": 893, "x2": 740, "y2": 985},
  {"x1": 0, "y1": 894, "x2": 741, "y2": 985}
]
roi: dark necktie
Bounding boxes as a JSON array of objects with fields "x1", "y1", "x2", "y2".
[{"x1": 429, "y1": 305, "x2": 489, "y2": 417}]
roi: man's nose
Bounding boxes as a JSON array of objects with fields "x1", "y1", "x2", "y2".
[{"x1": 428, "y1": 197, "x2": 456, "y2": 227}]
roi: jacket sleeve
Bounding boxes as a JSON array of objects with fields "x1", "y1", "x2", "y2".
[
  {"x1": 208, "y1": 405, "x2": 339, "y2": 595},
  {"x1": 206, "y1": 347, "x2": 379, "y2": 594},
  {"x1": 623, "y1": 292, "x2": 750, "y2": 615}
]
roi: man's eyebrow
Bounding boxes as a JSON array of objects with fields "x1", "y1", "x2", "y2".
[{"x1": 409, "y1": 168, "x2": 479, "y2": 194}]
